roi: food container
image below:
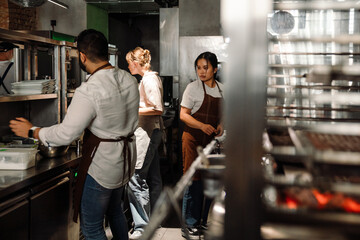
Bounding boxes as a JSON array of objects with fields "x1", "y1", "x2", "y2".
[{"x1": 0, "y1": 148, "x2": 38, "y2": 170}]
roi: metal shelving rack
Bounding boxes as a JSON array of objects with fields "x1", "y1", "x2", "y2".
[
  {"x1": 264, "y1": 1, "x2": 360, "y2": 239},
  {"x1": 0, "y1": 28, "x2": 76, "y2": 136},
  {"x1": 0, "y1": 93, "x2": 58, "y2": 102}
]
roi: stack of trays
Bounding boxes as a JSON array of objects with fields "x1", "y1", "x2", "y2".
[{"x1": 11, "y1": 79, "x2": 56, "y2": 95}]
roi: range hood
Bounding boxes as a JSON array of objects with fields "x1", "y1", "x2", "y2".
[
  {"x1": 85, "y1": 0, "x2": 178, "y2": 13},
  {"x1": 9, "y1": 0, "x2": 69, "y2": 9},
  {"x1": 9, "y1": 0, "x2": 47, "y2": 7}
]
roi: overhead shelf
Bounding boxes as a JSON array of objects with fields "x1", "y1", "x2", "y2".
[
  {"x1": 0, "y1": 93, "x2": 58, "y2": 103},
  {"x1": 0, "y1": 28, "x2": 76, "y2": 47}
]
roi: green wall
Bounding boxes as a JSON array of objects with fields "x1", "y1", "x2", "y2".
[{"x1": 87, "y1": 4, "x2": 109, "y2": 40}]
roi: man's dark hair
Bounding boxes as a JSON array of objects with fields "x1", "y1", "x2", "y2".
[{"x1": 76, "y1": 29, "x2": 108, "y2": 62}]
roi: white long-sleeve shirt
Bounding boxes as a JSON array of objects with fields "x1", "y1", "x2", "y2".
[
  {"x1": 39, "y1": 67, "x2": 140, "y2": 189},
  {"x1": 138, "y1": 71, "x2": 164, "y2": 136}
]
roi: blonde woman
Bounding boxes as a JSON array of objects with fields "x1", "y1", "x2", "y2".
[{"x1": 126, "y1": 47, "x2": 164, "y2": 240}]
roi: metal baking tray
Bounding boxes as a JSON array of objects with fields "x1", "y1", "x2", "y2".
[{"x1": 294, "y1": 129, "x2": 360, "y2": 166}]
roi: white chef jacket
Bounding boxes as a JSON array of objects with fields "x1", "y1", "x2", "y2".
[
  {"x1": 138, "y1": 71, "x2": 164, "y2": 136},
  {"x1": 39, "y1": 67, "x2": 140, "y2": 189},
  {"x1": 135, "y1": 71, "x2": 164, "y2": 169}
]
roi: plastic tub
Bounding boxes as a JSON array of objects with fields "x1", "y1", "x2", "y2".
[{"x1": 0, "y1": 148, "x2": 38, "y2": 170}]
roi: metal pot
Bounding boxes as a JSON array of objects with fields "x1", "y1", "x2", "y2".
[
  {"x1": 198, "y1": 154, "x2": 226, "y2": 198},
  {"x1": 38, "y1": 142, "x2": 69, "y2": 158}
]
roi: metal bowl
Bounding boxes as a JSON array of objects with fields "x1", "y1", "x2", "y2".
[{"x1": 38, "y1": 142, "x2": 69, "y2": 158}]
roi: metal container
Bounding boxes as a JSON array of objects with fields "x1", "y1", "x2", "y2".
[
  {"x1": 198, "y1": 154, "x2": 226, "y2": 198},
  {"x1": 38, "y1": 142, "x2": 69, "y2": 158}
]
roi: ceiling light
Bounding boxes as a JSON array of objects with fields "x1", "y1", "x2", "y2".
[{"x1": 47, "y1": 0, "x2": 69, "y2": 9}]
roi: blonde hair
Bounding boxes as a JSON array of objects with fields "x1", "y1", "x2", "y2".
[{"x1": 126, "y1": 47, "x2": 151, "y2": 70}]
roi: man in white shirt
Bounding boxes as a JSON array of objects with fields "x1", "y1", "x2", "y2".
[{"x1": 9, "y1": 29, "x2": 140, "y2": 240}]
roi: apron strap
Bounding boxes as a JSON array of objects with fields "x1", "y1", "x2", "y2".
[
  {"x1": 73, "y1": 129, "x2": 134, "y2": 223},
  {"x1": 0, "y1": 62, "x2": 13, "y2": 94},
  {"x1": 86, "y1": 62, "x2": 112, "y2": 82},
  {"x1": 201, "y1": 81, "x2": 207, "y2": 94},
  {"x1": 100, "y1": 133, "x2": 134, "y2": 183},
  {"x1": 215, "y1": 81, "x2": 223, "y2": 99}
]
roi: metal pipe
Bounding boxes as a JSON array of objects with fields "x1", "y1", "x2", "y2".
[
  {"x1": 14, "y1": 47, "x2": 21, "y2": 82},
  {"x1": 23, "y1": 44, "x2": 31, "y2": 80},
  {"x1": 54, "y1": 45, "x2": 61, "y2": 123},
  {"x1": 31, "y1": 48, "x2": 38, "y2": 80},
  {"x1": 60, "y1": 46, "x2": 68, "y2": 120}
]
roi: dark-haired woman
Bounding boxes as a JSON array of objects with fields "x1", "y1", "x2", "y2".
[{"x1": 180, "y1": 52, "x2": 224, "y2": 238}]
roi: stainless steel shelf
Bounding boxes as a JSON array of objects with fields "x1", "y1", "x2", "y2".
[
  {"x1": 0, "y1": 93, "x2": 58, "y2": 103},
  {"x1": 0, "y1": 28, "x2": 75, "y2": 47},
  {"x1": 274, "y1": 1, "x2": 360, "y2": 10},
  {"x1": 268, "y1": 92, "x2": 360, "y2": 105},
  {"x1": 268, "y1": 52, "x2": 360, "y2": 56},
  {"x1": 267, "y1": 106, "x2": 360, "y2": 112},
  {"x1": 269, "y1": 35, "x2": 360, "y2": 44},
  {"x1": 269, "y1": 65, "x2": 360, "y2": 72},
  {"x1": 265, "y1": 206, "x2": 360, "y2": 229},
  {"x1": 267, "y1": 115, "x2": 360, "y2": 123},
  {"x1": 269, "y1": 64, "x2": 318, "y2": 69},
  {"x1": 268, "y1": 74, "x2": 306, "y2": 78},
  {"x1": 267, "y1": 85, "x2": 360, "y2": 90}
]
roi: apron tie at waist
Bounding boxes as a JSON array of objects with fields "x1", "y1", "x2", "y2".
[
  {"x1": 100, "y1": 134, "x2": 134, "y2": 183},
  {"x1": 73, "y1": 129, "x2": 134, "y2": 223}
]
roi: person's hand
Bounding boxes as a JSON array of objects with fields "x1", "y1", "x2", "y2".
[
  {"x1": 9, "y1": 117, "x2": 33, "y2": 138},
  {"x1": 200, "y1": 123, "x2": 216, "y2": 136},
  {"x1": 215, "y1": 124, "x2": 224, "y2": 136}
]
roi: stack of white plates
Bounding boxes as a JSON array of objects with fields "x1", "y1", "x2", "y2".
[{"x1": 11, "y1": 79, "x2": 56, "y2": 95}]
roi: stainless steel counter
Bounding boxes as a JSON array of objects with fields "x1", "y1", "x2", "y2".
[{"x1": 0, "y1": 148, "x2": 80, "y2": 200}]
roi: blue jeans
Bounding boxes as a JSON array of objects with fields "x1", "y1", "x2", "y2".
[
  {"x1": 182, "y1": 180, "x2": 212, "y2": 228},
  {"x1": 128, "y1": 128, "x2": 163, "y2": 231},
  {"x1": 80, "y1": 174, "x2": 128, "y2": 240}
]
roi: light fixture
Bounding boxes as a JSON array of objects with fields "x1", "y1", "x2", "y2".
[{"x1": 47, "y1": 0, "x2": 69, "y2": 9}]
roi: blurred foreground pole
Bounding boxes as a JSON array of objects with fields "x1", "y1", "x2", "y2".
[{"x1": 221, "y1": 0, "x2": 271, "y2": 239}]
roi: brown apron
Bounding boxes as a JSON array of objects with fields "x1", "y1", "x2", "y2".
[
  {"x1": 72, "y1": 62, "x2": 132, "y2": 223},
  {"x1": 73, "y1": 129, "x2": 134, "y2": 222},
  {"x1": 182, "y1": 81, "x2": 223, "y2": 180}
]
